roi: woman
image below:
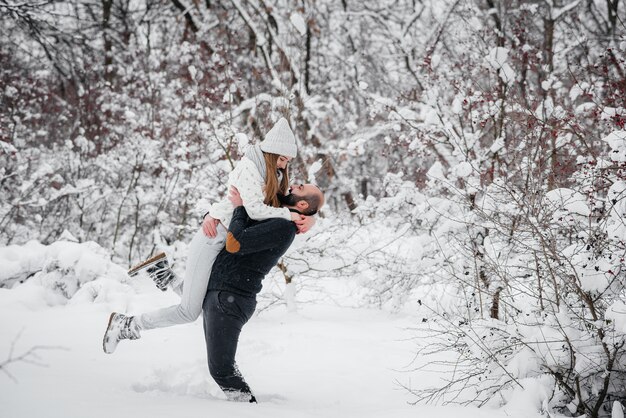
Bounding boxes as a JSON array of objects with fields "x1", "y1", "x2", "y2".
[{"x1": 103, "y1": 118, "x2": 314, "y2": 353}]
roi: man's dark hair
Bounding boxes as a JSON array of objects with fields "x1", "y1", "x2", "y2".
[
  {"x1": 301, "y1": 187, "x2": 323, "y2": 216},
  {"x1": 277, "y1": 186, "x2": 324, "y2": 216}
]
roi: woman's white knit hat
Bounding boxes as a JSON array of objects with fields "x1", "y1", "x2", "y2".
[{"x1": 260, "y1": 118, "x2": 297, "y2": 158}]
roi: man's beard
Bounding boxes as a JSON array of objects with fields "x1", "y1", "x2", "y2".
[{"x1": 277, "y1": 193, "x2": 298, "y2": 206}]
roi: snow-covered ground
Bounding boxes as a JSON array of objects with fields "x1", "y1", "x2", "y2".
[{"x1": 0, "y1": 242, "x2": 540, "y2": 418}]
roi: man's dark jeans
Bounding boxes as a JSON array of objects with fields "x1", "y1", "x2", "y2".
[{"x1": 202, "y1": 290, "x2": 257, "y2": 401}]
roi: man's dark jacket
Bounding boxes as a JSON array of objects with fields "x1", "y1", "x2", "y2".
[{"x1": 207, "y1": 206, "x2": 297, "y2": 298}]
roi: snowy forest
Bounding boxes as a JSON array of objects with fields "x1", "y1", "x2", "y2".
[{"x1": 1, "y1": 0, "x2": 626, "y2": 417}]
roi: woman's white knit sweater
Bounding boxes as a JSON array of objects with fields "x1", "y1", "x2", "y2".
[{"x1": 208, "y1": 157, "x2": 292, "y2": 227}]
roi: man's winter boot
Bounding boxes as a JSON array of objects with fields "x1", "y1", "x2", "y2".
[
  {"x1": 102, "y1": 312, "x2": 141, "y2": 354},
  {"x1": 128, "y1": 252, "x2": 176, "y2": 291},
  {"x1": 224, "y1": 390, "x2": 256, "y2": 403}
]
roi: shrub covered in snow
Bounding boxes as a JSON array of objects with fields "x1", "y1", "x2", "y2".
[
  {"x1": 0, "y1": 237, "x2": 130, "y2": 306},
  {"x1": 396, "y1": 146, "x2": 626, "y2": 417}
]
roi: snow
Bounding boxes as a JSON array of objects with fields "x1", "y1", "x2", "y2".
[
  {"x1": 222, "y1": 90, "x2": 234, "y2": 103},
  {"x1": 555, "y1": 133, "x2": 572, "y2": 148},
  {"x1": 451, "y1": 96, "x2": 463, "y2": 114},
  {"x1": 124, "y1": 109, "x2": 137, "y2": 121},
  {"x1": 306, "y1": 159, "x2": 322, "y2": 184},
  {"x1": 600, "y1": 107, "x2": 619, "y2": 120},
  {"x1": 430, "y1": 53, "x2": 441, "y2": 68},
  {"x1": 569, "y1": 84, "x2": 584, "y2": 101},
  {"x1": 607, "y1": 181, "x2": 626, "y2": 240},
  {"x1": 347, "y1": 137, "x2": 367, "y2": 155},
  {"x1": 421, "y1": 105, "x2": 441, "y2": 126},
  {"x1": 535, "y1": 97, "x2": 555, "y2": 120},
  {"x1": 551, "y1": 0, "x2": 583, "y2": 20},
  {"x1": 453, "y1": 161, "x2": 473, "y2": 178},
  {"x1": 5, "y1": 85, "x2": 17, "y2": 97},
  {"x1": 575, "y1": 102, "x2": 595, "y2": 115},
  {"x1": 392, "y1": 107, "x2": 419, "y2": 121},
  {"x1": 3, "y1": 2, "x2": 626, "y2": 416},
  {"x1": 607, "y1": 301, "x2": 626, "y2": 334},
  {"x1": 0, "y1": 139, "x2": 17, "y2": 153},
  {"x1": 0, "y1": 240, "x2": 544, "y2": 418},
  {"x1": 545, "y1": 188, "x2": 590, "y2": 217},
  {"x1": 235, "y1": 132, "x2": 250, "y2": 152},
  {"x1": 427, "y1": 161, "x2": 446, "y2": 182},
  {"x1": 500, "y1": 375, "x2": 554, "y2": 413},
  {"x1": 520, "y1": 3, "x2": 539, "y2": 13},
  {"x1": 188, "y1": 64, "x2": 197, "y2": 80},
  {"x1": 289, "y1": 13, "x2": 307, "y2": 36},
  {"x1": 602, "y1": 130, "x2": 626, "y2": 162},
  {"x1": 484, "y1": 47, "x2": 515, "y2": 84},
  {"x1": 562, "y1": 244, "x2": 616, "y2": 293}
]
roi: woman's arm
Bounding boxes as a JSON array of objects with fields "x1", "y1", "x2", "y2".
[
  {"x1": 294, "y1": 215, "x2": 316, "y2": 234},
  {"x1": 225, "y1": 187, "x2": 296, "y2": 255},
  {"x1": 233, "y1": 159, "x2": 293, "y2": 222},
  {"x1": 202, "y1": 214, "x2": 220, "y2": 237},
  {"x1": 203, "y1": 159, "x2": 292, "y2": 237},
  {"x1": 234, "y1": 160, "x2": 317, "y2": 233}
]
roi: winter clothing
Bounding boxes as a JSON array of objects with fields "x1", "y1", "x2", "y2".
[
  {"x1": 111, "y1": 121, "x2": 295, "y2": 370},
  {"x1": 202, "y1": 290, "x2": 257, "y2": 402},
  {"x1": 245, "y1": 144, "x2": 267, "y2": 182},
  {"x1": 203, "y1": 206, "x2": 296, "y2": 400},
  {"x1": 259, "y1": 117, "x2": 297, "y2": 158},
  {"x1": 244, "y1": 144, "x2": 285, "y2": 184},
  {"x1": 145, "y1": 255, "x2": 175, "y2": 291},
  {"x1": 126, "y1": 134, "x2": 294, "y2": 331},
  {"x1": 128, "y1": 252, "x2": 167, "y2": 278},
  {"x1": 127, "y1": 251, "x2": 176, "y2": 292},
  {"x1": 208, "y1": 206, "x2": 296, "y2": 297},
  {"x1": 208, "y1": 158, "x2": 292, "y2": 228},
  {"x1": 203, "y1": 118, "x2": 295, "y2": 224},
  {"x1": 128, "y1": 253, "x2": 176, "y2": 292},
  {"x1": 134, "y1": 227, "x2": 227, "y2": 330},
  {"x1": 103, "y1": 313, "x2": 141, "y2": 354}
]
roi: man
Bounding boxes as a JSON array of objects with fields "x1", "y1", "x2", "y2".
[
  {"x1": 103, "y1": 183, "x2": 324, "y2": 402},
  {"x1": 202, "y1": 183, "x2": 324, "y2": 402}
]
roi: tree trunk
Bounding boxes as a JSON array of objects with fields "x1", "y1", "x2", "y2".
[
  {"x1": 490, "y1": 287, "x2": 503, "y2": 319},
  {"x1": 170, "y1": 0, "x2": 199, "y2": 34},
  {"x1": 304, "y1": 22, "x2": 312, "y2": 95},
  {"x1": 102, "y1": 0, "x2": 113, "y2": 83}
]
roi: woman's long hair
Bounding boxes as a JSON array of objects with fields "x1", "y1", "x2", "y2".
[{"x1": 263, "y1": 152, "x2": 289, "y2": 207}]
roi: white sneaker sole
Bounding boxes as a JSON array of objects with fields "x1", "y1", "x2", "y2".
[{"x1": 102, "y1": 312, "x2": 118, "y2": 354}]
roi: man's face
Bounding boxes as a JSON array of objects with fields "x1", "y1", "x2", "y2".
[
  {"x1": 278, "y1": 184, "x2": 318, "y2": 207},
  {"x1": 289, "y1": 184, "x2": 318, "y2": 199}
]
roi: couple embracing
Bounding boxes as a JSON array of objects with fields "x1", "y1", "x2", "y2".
[{"x1": 102, "y1": 118, "x2": 325, "y2": 403}]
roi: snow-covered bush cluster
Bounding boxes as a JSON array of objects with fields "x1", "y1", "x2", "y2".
[
  {"x1": 0, "y1": 235, "x2": 131, "y2": 307},
  {"x1": 401, "y1": 151, "x2": 626, "y2": 415}
]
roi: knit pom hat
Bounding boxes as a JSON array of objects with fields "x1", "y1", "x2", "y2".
[{"x1": 259, "y1": 118, "x2": 297, "y2": 158}]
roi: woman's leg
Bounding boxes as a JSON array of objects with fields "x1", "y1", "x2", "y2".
[{"x1": 135, "y1": 227, "x2": 226, "y2": 330}]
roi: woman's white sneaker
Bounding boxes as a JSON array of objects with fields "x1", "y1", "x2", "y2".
[{"x1": 103, "y1": 312, "x2": 141, "y2": 354}]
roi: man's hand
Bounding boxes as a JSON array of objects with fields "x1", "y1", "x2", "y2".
[
  {"x1": 228, "y1": 186, "x2": 243, "y2": 207},
  {"x1": 294, "y1": 214, "x2": 315, "y2": 234},
  {"x1": 202, "y1": 215, "x2": 220, "y2": 238}
]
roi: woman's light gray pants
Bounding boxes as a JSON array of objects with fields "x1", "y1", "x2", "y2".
[{"x1": 135, "y1": 227, "x2": 226, "y2": 330}]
